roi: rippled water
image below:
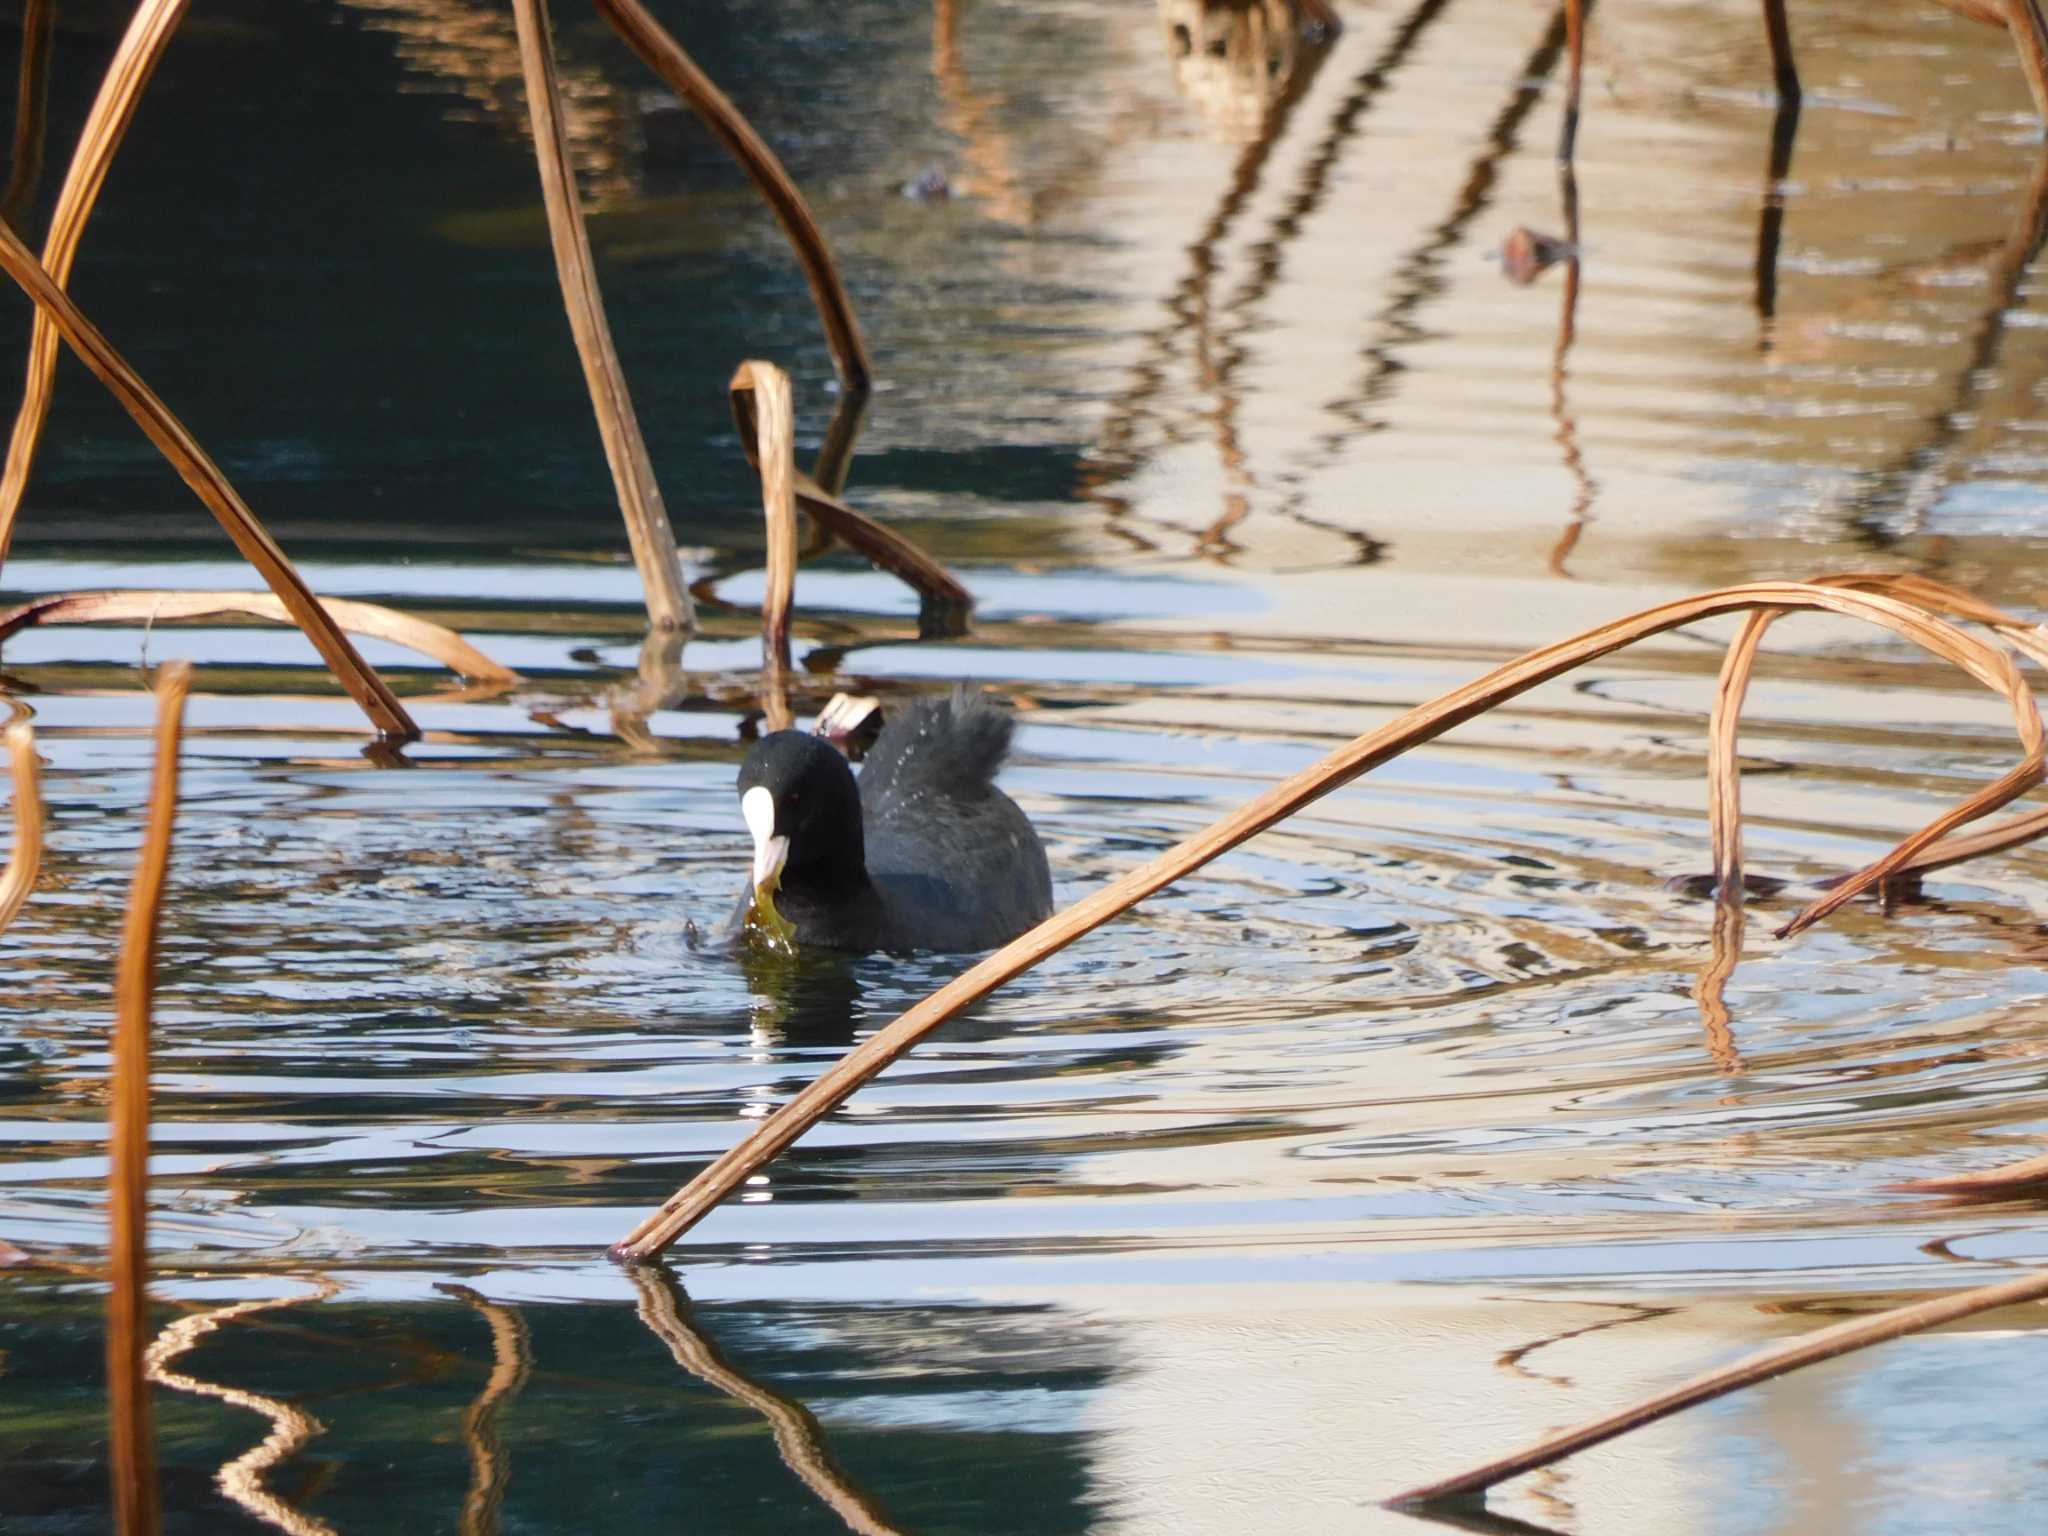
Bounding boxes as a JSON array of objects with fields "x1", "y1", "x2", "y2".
[{"x1": 8, "y1": 1, "x2": 2048, "y2": 1531}]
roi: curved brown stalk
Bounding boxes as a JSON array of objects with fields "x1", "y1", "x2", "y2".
[
  {"x1": 1384, "y1": 1266, "x2": 2048, "y2": 1509},
  {"x1": 630, "y1": 1267, "x2": 904, "y2": 1536},
  {"x1": 0, "y1": 719, "x2": 42, "y2": 935},
  {"x1": 611, "y1": 580, "x2": 2043, "y2": 1261},
  {"x1": 592, "y1": 0, "x2": 871, "y2": 392},
  {"x1": 106, "y1": 661, "x2": 190, "y2": 1536},
  {"x1": 1709, "y1": 572, "x2": 2048, "y2": 885},
  {"x1": 729, "y1": 367, "x2": 971, "y2": 610},
  {"x1": 439, "y1": 1285, "x2": 534, "y2": 1536},
  {"x1": 0, "y1": 214, "x2": 416, "y2": 740},
  {"x1": 0, "y1": 590, "x2": 517, "y2": 682},
  {"x1": 1, "y1": 0, "x2": 56, "y2": 228},
  {"x1": 0, "y1": 0, "x2": 191, "y2": 573},
  {"x1": 512, "y1": 0, "x2": 690, "y2": 635},
  {"x1": 145, "y1": 1279, "x2": 342, "y2": 1536}
]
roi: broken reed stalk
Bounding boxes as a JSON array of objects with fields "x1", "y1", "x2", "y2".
[
  {"x1": 0, "y1": 0, "x2": 191, "y2": 572},
  {"x1": 730, "y1": 371, "x2": 971, "y2": 609},
  {"x1": 738, "y1": 361, "x2": 799, "y2": 682},
  {"x1": 629, "y1": 1267, "x2": 905, "y2": 1536},
  {"x1": 611, "y1": 579, "x2": 2046, "y2": 1260},
  {"x1": 0, "y1": 718, "x2": 42, "y2": 934},
  {"x1": 107, "y1": 660, "x2": 189, "y2": 1536},
  {"x1": 592, "y1": 0, "x2": 871, "y2": 393},
  {"x1": 1384, "y1": 1265, "x2": 2048, "y2": 1508},
  {"x1": 511, "y1": 0, "x2": 691, "y2": 636},
  {"x1": 1, "y1": 0, "x2": 56, "y2": 229},
  {"x1": 0, "y1": 590, "x2": 517, "y2": 683},
  {"x1": 0, "y1": 214, "x2": 417, "y2": 740}
]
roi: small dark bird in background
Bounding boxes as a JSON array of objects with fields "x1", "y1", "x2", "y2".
[{"x1": 737, "y1": 687, "x2": 1053, "y2": 953}]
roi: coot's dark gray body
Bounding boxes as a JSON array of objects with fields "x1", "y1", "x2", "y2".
[{"x1": 737, "y1": 688, "x2": 1052, "y2": 953}]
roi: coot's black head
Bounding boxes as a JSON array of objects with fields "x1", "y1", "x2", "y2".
[{"x1": 736, "y1": 731, "x2": 866, "y2": 896}]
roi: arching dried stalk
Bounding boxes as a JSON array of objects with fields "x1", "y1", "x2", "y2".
[
  {"x1": 729, "y1": 370, "x2": 970, "y2": 609},
  {"x1": 1385, "y1": 1265, "x2": 2048, "y2": 1508},
  {"x1": 512, "y1": 0, "x2": 690, "y2": 635},
  {"x1": 0, "y1": 590, "x2": 517, "y2": 682},
  {"x1": 0, "y1": 0, "x2": 191, "y2": 572},
  {"x1": 612, "y1": 579, "x2": 2046, "y2": 1261},
  {"x1": 0, "y1": 214, "x2": 416, "y2": 740},
  {"x1": 0, "y1": 719, "x2": 42, "y2": 935},
  {"x1": 107, "y1": 660, "x2": 190, "y2": 1536},
  {"x1": 593, "y1": 0, "x2": 871, "y2": 392}
]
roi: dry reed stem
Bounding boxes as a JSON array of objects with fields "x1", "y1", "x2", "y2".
[
  {"x1": 0, "y1": 589, "x2": 517, "y2": 682},
  {"x1": 592, "y1": 0, "x2": 871, "y2": 392},
  {"x1": 1384, "y1": 1266, "x2": 2048, "y2": 1508},
  {"x1": 736, "y1": 361, "x2": 799, "y2": 677},
  {"x1": 730, "y1": 373, "x2": 971, "y2": 608},
  {"x1": 440, "y1": 1285, "x2": 534, "y2": 1536},
  {"x1": 0, "y1": 0, "x2": 191, "y2": 572},
  {"x1": 630, "y1": 1267, "x2": 904, "y2": 1535},
  {"x1": 1891, "y1": 1147, "x2": 2048, "y2": 1196},
  {"x1": 106, "y1": 660, "x2": 189, "y2": 1536},
  {"x1": 0, "y1": 214, "x2": 417, "y2": 740},
  {"x1": 511, "y1": 0, "x2": 691, "y2": 636},
  {"x1": 0, "y1": 719, "x2": 42, "y2": 935},
  {"x1": 612, "y1": 579, "x2": 2042, "y2": 1260},
  {"x1": 146, "y1": 1280, "x2": 342, "y2": 1536},
  {"x1": 1, "y1": 0, "x2": 56, "y2": 228}
]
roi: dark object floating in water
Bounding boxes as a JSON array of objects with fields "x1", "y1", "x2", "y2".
[
  {"x1": 1500, "y1": 226, "x2": 1575, "y2": 285},
  {"x1": 737, "y1": 687, "x2": 1052, "y2": 953},
  {"x1": 902, "y1": 167, "x2": 951, "y2": 203}
]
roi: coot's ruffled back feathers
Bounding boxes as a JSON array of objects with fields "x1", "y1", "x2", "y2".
[{"x1": 856, "y1": 685, "x2": 1015, "y2": 821}]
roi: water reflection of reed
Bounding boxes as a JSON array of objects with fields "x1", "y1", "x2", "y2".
[
  {"x1": 629, "y1": 1266, "x2": 905, "y2": 1536},
  {"x1": 1282, "y1": 5, "x2": 1573, "y2": 528},
  {"x1": 440, "y1": 1284, "x2": 535, "y2": 1536},
  {"x1": 336, "y1": 0, "x2": 638, "y2": 207},
  {"x1": 1088, "y1": 0, "x2": 1444, "y2": 565},
  {"x1": 144, "y1": 1280, "x2": 343, "y2": 1536}
]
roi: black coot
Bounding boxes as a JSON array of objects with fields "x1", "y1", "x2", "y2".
[{"x1": 736, "y1": 687, "x2": 1053, "y2": 953}]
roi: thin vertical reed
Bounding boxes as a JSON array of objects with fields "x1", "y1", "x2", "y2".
[
  {"x1": 107, "y1": 660, "x2": 189, "y2": 1536},
  {"x1": 0, "y1": 719, "x2": 42, "y2": 934},
  {"x1": 1, "y1": 0, "x2": 56, "y2": 228},
  {"x1": 733, "y1": 361, "x2": 798, "y2": 678},
  {"x1": 0, "y1": 213, "x2": 416, "y2": 740},
  {"x1": 511, "y1": 0, "x2": 691, "y2": 635},
  {"x1": 592, "y1": 0, "x2": 872, "y2": 392},
  {"x1": 0, "y1": 0, "x2": 192, "y2": 573}
]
